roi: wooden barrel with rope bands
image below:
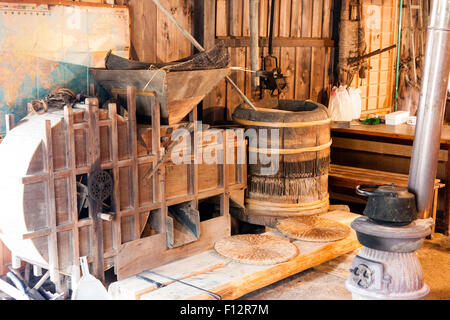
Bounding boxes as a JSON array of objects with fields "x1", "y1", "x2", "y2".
[{"x1": 233, "y1": 99, "x2": 331, "y2": 217}]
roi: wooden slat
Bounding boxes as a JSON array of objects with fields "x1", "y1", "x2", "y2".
[
  {"x1": 259, "y1": 0, "x2": 269, "y2": 37},
  {"x1": 43, "y1": 119, "x2": 61, "y2": 291},
  {"x1": 229, "y1": 0, "x2": 242, "y2": 37},
  {"x1": 279, "y1": 0, "x2": 291, "y2": 38},
  {"x1": 64, "y1": 106, "x2": 81, "y2": 286},
  {"x1": 127, "y1": 86, "x2": 141, "y2": 240},
  {"x1": 108, "y1": 103, "x2": 121, "y2": 272},
  {"x1": 226, "y1": 47, "x2": 246, "y2": 120},
  {"x1": 310, "y1": 0, "x2": 325, "y2": 102},
  {"x1": 216, "y1": 36, "x2": 335, "y2": 48},
  {"x1": 329, "y1": 164, "x2": 442, "y2": 189},
  {"x1": 290, "y1": 0, "x2": 302, "y2": 37},
  {"x1": 189, "y1": 107, "x2": 199, "y2": 208},
  {"x1": 216, "y1": 0, "x2": 228, "y2": 37},
  {"x1": 294, "y1": 0, "x2": 313, "y2": 100},
  {"x1": 332, "y1": 136, "x2": 448, "y2": 161},
  {"x1": 86, "y1": 98, "x2": 105, "y2": 283},
  {"x1": 242, "y1": 0, "x2": 250, "y2": 37}
]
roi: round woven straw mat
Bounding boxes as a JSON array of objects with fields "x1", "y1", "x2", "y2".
[
  {"x1": 276, "y1": 216, "x2": 351, "y2": 242},
  {"x1": 214, "y1": 234, "x2": 299, "y2": 265}
]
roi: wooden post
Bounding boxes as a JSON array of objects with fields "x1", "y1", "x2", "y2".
[
  {"x1": 43, "y1": 119, "x2": 62, "y2": 291},
  {"x1": 221, "y1": 128, "x2": 229, "y2": 217},
  {"x1": 33, "y1": 265, "x2": 43, "y2": 277},
  {"x1": 11, "y1": 254, "x2": 21, "y2": 270},
  {"x1": 127, "y1": 86, "x2": 141, "y2": 240},
  {"x1": 108, "y1": 103, "x2": 121, "y2": 274},
  {"x1": 446, "y1": 146, "x2": 450, "y2": 235},
  {"x1": 89, "y1": 83, "x2": 97, "y2": 97},
  {"x1": 64, "y1": 106, "x2": 81, "y2": 288},
  {"x1": 86, "y1": 98, "x2": 105, "y2": 283},
  {"x1": 189, "y1": 108, "x2": 199, "y2": 209},
  {"x1": 150, "y1": 94, "x2": 165, "y2": 234}
]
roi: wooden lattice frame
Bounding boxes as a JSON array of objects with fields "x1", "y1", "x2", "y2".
[{"x1": 3, "y1": 85, "x2": 247, "y2": 290}]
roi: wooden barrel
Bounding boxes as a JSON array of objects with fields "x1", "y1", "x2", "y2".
[{"x1": 233, "y1": 99, "x2": 331, "y2": 217}]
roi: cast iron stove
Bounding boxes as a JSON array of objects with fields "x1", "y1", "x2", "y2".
[{"x1": 345, "y1": 185, "x2": 434, "y2": 300}]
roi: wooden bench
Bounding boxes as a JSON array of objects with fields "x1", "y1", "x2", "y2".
[{"x1": 329, "y1": 164, "x2": 445, "y2": 233}]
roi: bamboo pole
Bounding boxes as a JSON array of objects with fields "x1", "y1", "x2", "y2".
[{"x1": 394, "y1": 0, "x2": 404, "y2": 111}]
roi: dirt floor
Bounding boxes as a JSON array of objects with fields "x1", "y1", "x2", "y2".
[{"x1": 242, "y1": 233, "x2": 450, "y2": 300}]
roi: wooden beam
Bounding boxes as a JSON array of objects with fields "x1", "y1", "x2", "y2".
[
  {"x1": 216, "y1": 36, "x2": 335, "y2": 48},
  {"x1": 43, "y1": 120, "x2": 61, "y2": 291},
  {"x1": 111, "y1": 88, "x2": 155, "y2": 97},
  {"x1": 86, "y1": 98, "x2": 105, "y2": 283}
]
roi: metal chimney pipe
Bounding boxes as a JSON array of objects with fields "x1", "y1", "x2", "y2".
[{"x1": 408, "y1": 0, "x2": 450, "y2": 218}]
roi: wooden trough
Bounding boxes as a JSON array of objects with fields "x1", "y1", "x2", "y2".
[
  {"x1": 89, "y1": 67, "x2": 231, "y2": 125},
  {"x1": 0, "y1": 87, "x2": 246, "y2": 291}
]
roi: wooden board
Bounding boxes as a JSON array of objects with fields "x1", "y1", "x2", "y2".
[
  {"x1": 329, "y1": 164, "x2": 444, "y2": 190},
  {"x1": 108, "y1": 210, "x2": 362, "y2": 300}
]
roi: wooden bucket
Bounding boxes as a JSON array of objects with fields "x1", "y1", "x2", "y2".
[{"x1": 233, "y1": 99, "x2": 331, "y2": 217}]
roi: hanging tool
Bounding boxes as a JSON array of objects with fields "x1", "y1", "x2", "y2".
[
  {"x1": 347, "y1": 44, "x2": 397, "y2": 65},
  {"x1": 258, "y1": 0, "x2": 287, "y2": 98},
  {"x1": 151, "y1": 0, "x2": 257, "y2": 111},
  {"x1": 394, "y1": 0, "x2": 405, "y2": 111}
]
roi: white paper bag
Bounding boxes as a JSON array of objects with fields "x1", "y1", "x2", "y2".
[
  {"x1": 328, "y1": 86, "x2": 353, "y2": 122},
  {"x1": 348, "y1": 87, "x2": 362, "y2": 120}
]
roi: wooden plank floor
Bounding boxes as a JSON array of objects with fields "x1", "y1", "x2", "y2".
[{"x1": 108, "y1": 210, "x2": 362, "y2": 300}]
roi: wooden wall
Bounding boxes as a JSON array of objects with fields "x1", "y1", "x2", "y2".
[
  {"x1": 349, "y1": 0, "x2": 399, "y2": 116},
  {"x1": 127, "y1": 0, "x2": 194, "y2": 63},
  {"x1": 81, "y1": 0, "x2": 401, "y2": 119},
  {"x1": 116, "y1": 0, "x2": 335, "y2": 123},
  {"x1": 205, "y1": 0, "x2": 335, "y2": 122}
]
